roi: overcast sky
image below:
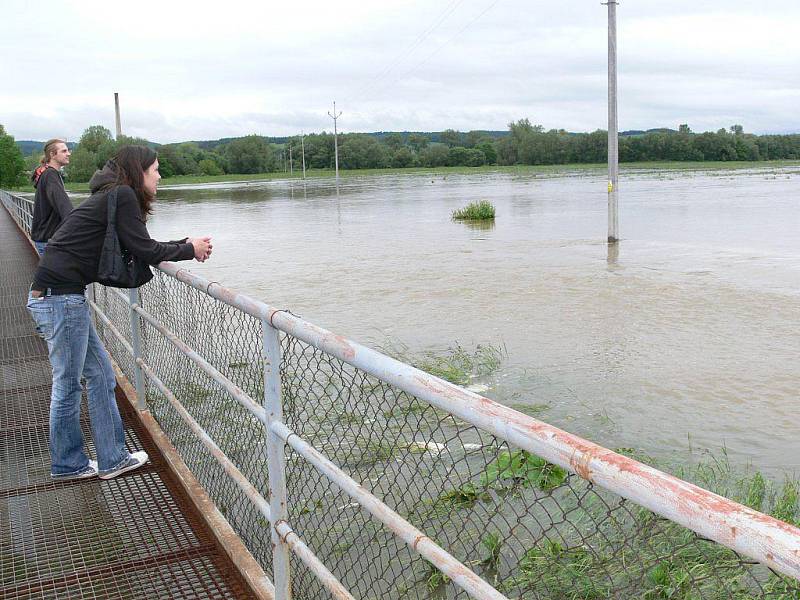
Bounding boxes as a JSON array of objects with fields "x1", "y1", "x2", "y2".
[{"x1": 2, "y1": 0, "x2": 798, "y2": 143}]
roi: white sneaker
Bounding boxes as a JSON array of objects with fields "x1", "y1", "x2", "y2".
[
  {"x1": 99, "y1": 451, "x2": 149, "y2": 480},
  {"x1": 52, "y1": 459, "x2": 98, "y2": 481}
]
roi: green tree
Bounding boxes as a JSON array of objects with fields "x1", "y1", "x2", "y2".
[
  {"x1": 439, "y1": 129, "x2": 463, "y2": 148},
  {"x1": 419, "y1": 143, "x2": 449, "y2": 167},
  {"x1": 407, "y1": 133, "x2": 429, "y2": 152},
  {"x1": 383, "y1": 132, "x2": 404, "y2": 151},
  {"x1": 0, "y1": 125, "x2": 26, "y2": 187},
  {"x1": 91, "y1": 134, "x2": 153, "y2": 170},
  {"x1": 391, "y1": 147, "x2": 416, "y2": 168},
  {"x1": 477, "y1": 141, "x2": 497, "y2": 165},
  {"x1": 302, "y1": 133, "x2": 335, "y2": 169},
  {"x1": 198, "y1": 158, "x2": 223, "y2": 175},
  {"x1": 339, "y1": 134, "x2": 389, "y2": 169},
  {"x1": 223, "y1": 135, "x2": 275, "y2": 173},
  {"x1": 78, "y1": 125, "x2": 113, "y2": 153},
  {"x1": 465, "y1": 130, "x2": 491, "y2": 148},
  {"x1": 65, "y1": 147, "x2": 98, "y2": 182},
  {"x1": 446, "y1": 146, "x2": 470, "y2": 166}
]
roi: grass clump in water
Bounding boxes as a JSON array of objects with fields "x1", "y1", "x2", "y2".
[
  {"x1": 451, "y1": 200, "x2": 495, "y2": 221},
  {"x1": 416, "y1": 342, "x2": 504, "y2": 386},
  {"x1": 381, "y1": 340, "x2": 505, "y2": 386}
]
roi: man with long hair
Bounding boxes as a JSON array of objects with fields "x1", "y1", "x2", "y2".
[{"x1": 31, "y1": 138, "x2": 72, "y2": 255}]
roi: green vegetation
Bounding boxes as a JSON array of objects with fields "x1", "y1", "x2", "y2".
[
  {"x1": 423, "y1": 560, "x2": 451, "y2": 592},
  {"x1": 381, "y1": 340, "x2": 505, "y2": 387},
  {"x1": 434, "y1": 483, "x2": 485, "y2": 511},
  {"x1": 512, "y1": 541, "x2": 609, "y2": 599},
  {"x1": 421, "y1": 445, "x2": 800, "y2": 599},
  {"x1": 481, "y1": 449, "x2": 568, "y2": 491},
  {"x1": 6, "y1": 119, "x2": 800, "y2": 192},
  {"x1": 481, "y1": 531, "x2": 503, "y2": 574},
  {"x1": 414, "y1": 343, "x2": 504, "y2": 386},
  {"x1": 452, "y1": 200, "x2": 496, "y2": 221},
  {"x1": 0, "y1": 124, "x2": 26, "y2": 187}
]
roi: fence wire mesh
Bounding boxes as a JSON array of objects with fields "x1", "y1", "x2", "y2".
[{"x1": 85, "y1": 267, "x2": 800, "y2": 600}]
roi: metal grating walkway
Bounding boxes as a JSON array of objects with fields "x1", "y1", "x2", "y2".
[{"x1": 0, "y1": 206, "x2": 251, "y2": 598}]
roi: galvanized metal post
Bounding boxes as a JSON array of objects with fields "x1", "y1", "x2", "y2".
[
  {"x1": 128, "y1": 287, "x2": 146, "y2": 410},
  {"x1": 262, "y1": 320, "x2": 291, "y2": 599},
  {"x1": 606, "y1": 0, "x2": 619, "y2": 243}
]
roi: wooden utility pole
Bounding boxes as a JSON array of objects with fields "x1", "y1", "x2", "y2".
[
  {"x1": 605, "y1": 1, "x2": 619, "y2": 243},
  {"x1": 114, "y1": 92, "x2": 123, "y2": 139},
  {"x1": 328, "y1": 101, "x2": 342, "y2": 185}
]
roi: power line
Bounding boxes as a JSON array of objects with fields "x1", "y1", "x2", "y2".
[
  {"x1": 345, "y1": 0, "x2": 466, "y2": 104},
  {"x1": 353, "y1": 0, "x2": 502, "y2": 105}
]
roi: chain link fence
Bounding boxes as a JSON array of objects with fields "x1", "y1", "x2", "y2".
[
  {"x1": 3, "y1": 191, "x2": 800, "y2": 599},
  {"x1": 91, "y1": 268, "x2": 800, "y2": 600}
]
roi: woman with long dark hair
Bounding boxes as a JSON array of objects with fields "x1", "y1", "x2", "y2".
[{"x1": 28, "y1": 145, "x2": 212, "y2": 480}]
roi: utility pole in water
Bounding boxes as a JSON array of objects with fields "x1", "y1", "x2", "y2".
[
  {"x1": 289, "y1": 143, "x2": 293, "y2": 175},
  {"x1": 301, "y1": 132, "x2": 307, "y2": 180},
  {"x1": 328, "y1": 101, "x2": 342, "y2": 185},
  {"x1": 114, "y1": 92, "x2": 123, "y2": 139},
  {"x1": 604, "y1": 0, "x2": 619, "y2": 243}
]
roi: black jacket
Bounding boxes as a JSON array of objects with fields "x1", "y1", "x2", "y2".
[
  {"x1": 30, "y1": 167, "x2": 73, "y2": 242},
  {"x1": 32, "y1": 163, "x2": 195, "y2": 292}
]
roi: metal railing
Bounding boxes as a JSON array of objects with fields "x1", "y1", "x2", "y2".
[
  {"x1": 4, "y1": 189, "x2": 800, "y2": 599},
  {"x1": 1, "y1": 190, "x2": 34, "y2": 236}
]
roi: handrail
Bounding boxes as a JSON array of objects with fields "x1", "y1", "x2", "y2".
[{"x1": 157, "y1": 261, "x2": 800, "y2": 582}]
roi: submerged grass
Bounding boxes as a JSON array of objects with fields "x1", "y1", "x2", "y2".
[
  {"x1": 422, "y1": 445, "x2": 800, "y2": 599},
  {"x1": 381, "y1": 340, "x2": 506, "y2": 387}
]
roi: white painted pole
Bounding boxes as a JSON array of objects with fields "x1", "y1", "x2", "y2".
[
  {"x1": 301, "y1": 133, "x2": 306, "y2": 180},
  {"x1": 114, "y1": 92, "x2": 123, "y2": 139},
  {"x1": 606, "y1": 1, "x2": 619, "y2": 243}
]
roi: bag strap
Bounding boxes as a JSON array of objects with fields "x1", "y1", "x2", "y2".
[{"x1": 106, "y1": 187, "x2": 119, "y2": 226}]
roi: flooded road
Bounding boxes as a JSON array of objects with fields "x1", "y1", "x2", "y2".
[{"x1": 148, "y1": 166, "x2": 800, "y2": 474}]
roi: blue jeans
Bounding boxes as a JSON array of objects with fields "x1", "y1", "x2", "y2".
[
  {"x1": 34, "y1": 241, "x2": 47, "y2": 256},
  {"x1": 27, "y1": 292, "x2": 130, "y2": 476}
]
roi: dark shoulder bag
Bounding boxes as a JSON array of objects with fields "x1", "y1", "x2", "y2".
[{"x1": 96, "y1": 187, "x2": 153, "y2": 288}]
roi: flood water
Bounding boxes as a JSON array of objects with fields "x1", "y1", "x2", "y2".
[{"x1": 147, "y1": 165, "x2": 800, "y2": 475}]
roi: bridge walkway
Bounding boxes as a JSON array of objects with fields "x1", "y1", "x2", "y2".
[{"x1": 0, "y1": 204, "x2": 253, "y2": 599}]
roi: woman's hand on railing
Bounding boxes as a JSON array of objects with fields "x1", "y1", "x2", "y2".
[{"x1": 188, "y1": 237, "x2": 213, "y2": 262}]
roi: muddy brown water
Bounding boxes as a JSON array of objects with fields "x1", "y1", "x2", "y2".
[{"x1": 144, "y1": 166, "x2": 800, "y2": 476}]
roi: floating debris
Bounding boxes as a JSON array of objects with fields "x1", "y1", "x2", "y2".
[
  {"x1": 466, "y1": 383, "x2": 489, "y2": 394},
  {"x1": 408, "y1": 441, "x2": 448, "y2": 454}
]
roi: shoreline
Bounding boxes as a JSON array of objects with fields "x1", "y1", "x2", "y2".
[{"x1": 8, "y1": 159, "x2": 799, "y2": 194}]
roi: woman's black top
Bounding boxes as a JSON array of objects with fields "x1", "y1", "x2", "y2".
[{"x1": 32, "y1": 166, "x2": 194, "y2": 292}]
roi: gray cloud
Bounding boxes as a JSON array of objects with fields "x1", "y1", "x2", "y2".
[{"x1": 2, "y1": 0, "x2": 798, "y2": 143}]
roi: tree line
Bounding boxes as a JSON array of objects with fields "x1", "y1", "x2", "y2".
[{"x1": 1, "y1": 121, "x2": 799, "y2": 187}]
